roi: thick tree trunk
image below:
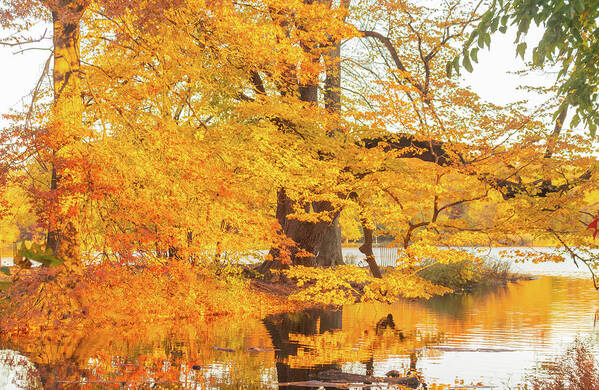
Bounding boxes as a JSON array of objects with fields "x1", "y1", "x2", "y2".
[
  {"x1": 46, "y1": 165, "x2": 59, "y2": 253},
  {"x1": 270, "y1": 189, "x2": 337, "y2": 267},
  {"x1": 265, "y1": 37, "x2": 340, "y2": 268},
  {"x1": 315, "y1": 215, "x2": 344, "y2": 266},
  {"x1": 324, "y1": 43, "x2": 341, "y2": 115},
  {"x1": 45, "y1": 1, "x2": 87, "y2": 265}
]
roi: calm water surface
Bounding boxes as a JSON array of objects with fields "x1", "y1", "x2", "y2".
[{"x1": 2, "y1": 247, "x2": 599, "y2": 389}]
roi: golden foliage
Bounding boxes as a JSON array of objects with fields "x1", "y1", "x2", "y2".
[
  {"x1": 0, "y1": 260, "x2": 294, "y2": 333},
  {"x1": 284, "y1": 264, "x2": 451, "y2": 305},
  {"x1": 0, "y1": 0, "x2": 599, "y2": 345}
]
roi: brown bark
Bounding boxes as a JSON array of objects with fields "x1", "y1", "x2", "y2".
[
  {"x1": 544, "y1": 105, "x2": 568, "y2": 159},
  {"x1": 315, "y1": 215, "x2": 344, "y2": 266},
  {"x1": 360, "y1": 133, "x2": 462, "y2": 167},
  {"x1": 271, "y1": 189, "x2": 337, "y2": 267},
  {"x1": 359, "y1": 133, "x2": 592, "y2": 200},
  {"x1": 315, "y1": 369, "x2": 420, "y2": 388},
  {"x1": 359, "y1": 219, "x2": 382, "y2": 278},
  {"x1": 324, "y1": 43, "x2": 341, "y2": 115}
]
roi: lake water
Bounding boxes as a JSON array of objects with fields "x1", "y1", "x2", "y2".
[{"x1": 1, "y1": 247, "x2": 599, "y2": 389}]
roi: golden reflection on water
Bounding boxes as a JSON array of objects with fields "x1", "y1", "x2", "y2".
[
  {"x1": 2, "y1": 276, "x2": 599, "y2": 388},
  {"x1": 342, "y1": 277, "x2": 599, "y2": 386},
  {"x1": 2, "y1": 317, "x2": 278, "y2": 389}
]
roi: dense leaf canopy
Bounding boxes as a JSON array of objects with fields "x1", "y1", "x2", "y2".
[{"x1": 0, "y1": 0, "x2": 598, "y2": 312}]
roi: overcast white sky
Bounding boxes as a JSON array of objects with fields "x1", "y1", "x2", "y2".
[
  {"x1": 0, "y1": 24, "x2": 552, "y2": 125},
  {"x1": 0, "y1": 46, "x2": 51, "y2": 118}
]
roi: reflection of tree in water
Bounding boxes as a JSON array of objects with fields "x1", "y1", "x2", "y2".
[
  {"x1": 263, "y1": 309, "x2": 438, "y2": 388},
  {"x1": 1, "y1": 318, "x2": 276, "y2": 389},
  {"x1": 363, "y1": 313, "x2": 406, "y2": 378},
  {"x1": 14, "y1": 331, "x2": 99, "y2": 389},
  {"x1": 10, "y1": 329, "x2": 190, "y2": 389},
  {"x1": 263, "y1": 308, "x2": 343, "y2": 389},
  {"x1": 2, "y1": 305, "x2": 443, "y2": 388}
]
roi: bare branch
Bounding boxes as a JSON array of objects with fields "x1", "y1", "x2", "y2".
[{"x1": 0, "y1": 30, "x2": 49, "y2": 47}]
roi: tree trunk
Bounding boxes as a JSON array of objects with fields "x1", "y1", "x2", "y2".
[
  {"x1": 324, "y1": 42, "x2": 341, "y2": 115},
  {"x1": 359, "y1": 219, "x2": 382, "y2": 278},
  {"x1": 262, "y1": 0, "x2": 347, "y2": 271},
  {"x1": 270, "y1": 189, "x2": 336, "y2": 267},
  {"x1": 46, "y1": 165, "x2": 59, "y2": 253},
  {"x1": 266, "y1": 35, "x2": 338, "y2": 267},
  {"x1": 314, "y1": 34, "x2": 345, "y2": 267},
  {"x1": 315, "y1": 215, "x2": 344, "y2": 266},
  {"x1": 45, "y1": 1, "x2": 88, "y2": 265}
]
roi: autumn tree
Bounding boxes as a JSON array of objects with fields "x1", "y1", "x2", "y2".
[
  {"x1": 314, "y1": 0, "x2": 598, "y2": 279},
  {"x1": 260, "y1": 0, "x2": 594, "y2": 275},
  {"x1": 54, "y1": 0, "x2": 357, "y2": 265},
  {"x1": 1, "y1": 0, "x2": 179, "y2": 264},
  {"x1": 1, "y1": 0, "x2": 598, "y2": 292},
  {"x1": 0, "y1": 0, "x2": 89, "y2": 265},
  {"x1": 460, "y1": 0, "x2": 599, "y2": 135},
  {"x1": 455, "y1": 0, "x2": 599, "y2": 281}
]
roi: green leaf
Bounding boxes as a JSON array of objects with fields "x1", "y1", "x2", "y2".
[
  {"x1": 484, "y1": 33, "x2": 491, "y2": 48},
  {"x1": 516, "y1": 42, "x2": 527, "y2": 59},
  {"x1": 533, "y1": 12, "x2": 543, "y2": 25},
  {"x1": 470, "y1": 47, "x2": 479, "y2": 63},
  {"x1": 30, "y1": 242, "x2": 42, "y2": 253},
  {"x1": 477, "y1": 33, "x2": 485, "y2": 48},
  {"x1": 465, "y1": 30, "x2": 478, "y2": 48},
  {"x1": 532, "y1": 47, "x2": 542, "y2": 64},
  {"x1": 0, "y1": 267, "x2": 9, "y2": 276},
  {"x1": 462, "y1": 55, "x2": 473, "y2": 73},
  {"x1": 490, "y1": 16, "x2": 500, "y2": 31},
  {"x1": 499, "y1": 25, "x2": 508, "y2": 33},
  {"x1": 571, "y1": 114, "x2": 580, "y2": 127},
  {"x1": 590, "y1": 123, "x2": 597, "y2": 137},
  {"x1": 452, "y1": 57, "x2": 461, "y2": 75},
  {"x1": 517, "y1": 18, "x2": 531, "y2": 37},
  {"x1": 16, "y1": 242, "x2": 64, "y2": 268}
]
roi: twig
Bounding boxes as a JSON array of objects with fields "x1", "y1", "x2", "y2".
[{"x1": 549, "y1": 228, "x2": 599, "y2": 289}]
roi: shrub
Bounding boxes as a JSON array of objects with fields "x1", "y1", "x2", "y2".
[
  {"x1": 417, "y1": 259, "x2": 482, "y2": 290},
  {"x1": 417, "y1": 257, "x2": 516, "y2": 291},
  {"x1": 525, "y1": 339, "x2": 599, "y2": 390},
  {"x1": 482, "y1": 258, "x2": 513, "y2": 281}
]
